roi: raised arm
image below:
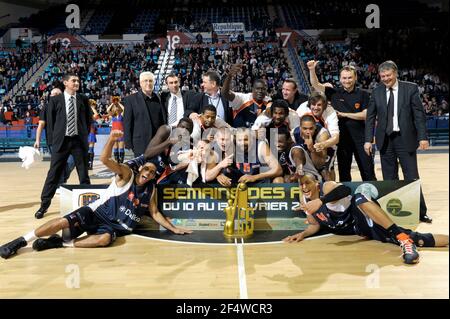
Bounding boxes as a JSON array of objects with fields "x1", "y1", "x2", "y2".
[
  {"x1": 100, "y1": 130, "x2": 132, "y2": 180},
  {"x1": 222, "y1": 64, "x2": 243, "y2": 102},
  {"x1": 306, "y1": 60, "x2": 326, "y2": 93},
  {"x1": 143, "y1": 125, "x2": 172, "y2": 159}
]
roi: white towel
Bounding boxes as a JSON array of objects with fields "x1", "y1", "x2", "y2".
[{"x1": 18, "y1": 146, "x2": 43, "y2": 169}]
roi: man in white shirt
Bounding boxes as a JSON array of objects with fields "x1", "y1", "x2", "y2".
[
  {"x1": 364, "y1": 60, "x2": 431, "y2": 223},
  {"x1": 296, "y1": 91, "x2": 340, "y2": 181},
  {"x1": 162, "y1": 74, "x2": 188, "y2": 127},
  {"x1": 185, "y1": 70, "x2": 233, "y2": 125}
]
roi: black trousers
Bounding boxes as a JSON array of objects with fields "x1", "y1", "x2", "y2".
[
  {"x1": 40, "y1": 136, "x2": 91, "y2": 209},
  {"x1": 379, "y1": 132, "x2": 428, "y2": 217},
  {"x1": 337, "y1": 136, "x2": 376, "y2": 182}
]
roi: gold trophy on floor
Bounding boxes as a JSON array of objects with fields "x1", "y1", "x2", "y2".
[{"x1": 223, "y1": 183, "x2": 254, "y2": 238}]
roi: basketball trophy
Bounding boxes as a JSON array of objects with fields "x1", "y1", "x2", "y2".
[{"x1": 223, "y1": 183, "x2": 254, "y2": 238}]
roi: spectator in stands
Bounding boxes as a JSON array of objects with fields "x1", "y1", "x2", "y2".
[
  {"x1": 237, "y1": 32, "x2": 245, "y2": 43},
  {"x1": 211, "y1": 30, "x2": 218, "y2": 44},
  {"x1": 24, "y1": 111, "x2": 33, "y2": 138},
  {"x1": 196, "y1": 33, "x2": 203, "y2": 45},
  {"x1": 123, "y1": 71, "x2": 166, "y2": 157}
]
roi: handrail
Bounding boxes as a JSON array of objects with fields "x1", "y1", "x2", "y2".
[{"x1": 287, "y1": 42, "x2": 310, "y2": 95}]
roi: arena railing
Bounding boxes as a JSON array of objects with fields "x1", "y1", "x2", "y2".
[{"x1": 287, "y1": 42, "x2": 310, "y2": 95}]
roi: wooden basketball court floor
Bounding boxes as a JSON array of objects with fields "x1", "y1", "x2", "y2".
[{"x1": 0, "y1": 150, "x2": 448, "y2": 299}]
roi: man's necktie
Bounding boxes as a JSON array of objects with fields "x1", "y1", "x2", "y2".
[
  {"x1": 168, "y1": 96, "x2": 178, "y2": 125},
  {"x1": 386, "y1": 88, "x2": 394, "y2": 136},
  {"x1": 67, "y1": 96, "x2": 76, "y2": 136}
]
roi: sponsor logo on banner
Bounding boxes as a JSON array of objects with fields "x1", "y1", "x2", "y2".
[
  {"x1": 78, "y1": 192, "x2": 101, "y2": 207},
  {"x1": 158, "y1": 180, "x2": 420, "y2": 229},
  {"x1": 212, "y1": 22, "x2": 245, "y2": 35},
  {"x1": 386, "y1": 198, "x2": 412, "y2": 217}
]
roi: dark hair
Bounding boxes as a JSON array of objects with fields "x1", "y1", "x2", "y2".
[
  {"x1": 300, "y1": 114, "x2": 316, "y2": 125},
  {"x1": 178, "y1": 117, "x2": 193, "y2": 127},
  {"x1": 62, "y1": 73, "x2": 78, "y2": 82},
  {"x1": 277, "y1": 126, "x2": 291, "y2": 141},
  {"x1": 201, "y1": 104, "x2": 217, "y2": 114},
  {"x1": 253, "y1": 78, "x2": 267, "y2": 88},
  {"x1": 283, "y1": 78, "x2": 298, "y2": 90},
  {"x1": 307, "y1": 91, "x2": 327, "y2": 108},
  {"x1": 204, "y1": 70, "x2": 221, "y2": 86},
  {"x1": 165, "y1": 73, "x2": 178, "y2": 83},
  {"x1": 177, "y1": 117, "x2": 194, "y2": 135},
  {"x1": 271, "y1": 99, "x2": 289, "y2": 115},
  {"x1": 378, "y1": 60, "x2": 398, "y2": 73},
  {"x1": 53, "y1": 81, "x2": 65, "y2": 92}
]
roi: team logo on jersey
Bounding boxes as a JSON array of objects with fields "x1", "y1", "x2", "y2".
[
  {"x1": 279, "y1": 152, "x2": 287, "y2": 164},
  {"x1": 354, "y1": 103, "x2": 361, "y2": 109},
  {"x1": 78, "y1": 192, "x2": 100, "y2": 206},
  {"x1": 127, "y1": 191, "x2": 140, "y2": 207},
  {"x1": 315, "y1": 212, "x2": 328, "y2": 222}
]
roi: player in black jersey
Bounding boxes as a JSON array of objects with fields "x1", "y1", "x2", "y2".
[
  {"x1": 125, "y1": 117, "x2": 194, "y2": 184},
  {"x1": 291, "y1": 115, "x2": 336, "y2": 182},
  {"x1": 273, "y1": 127, "x2": 297, "y2": 183},
  {"x1": 0, "y1": 130, "x2": 192, "y2": 259},
  {"x1": 283, "y1": 174, "x2": 448, "y2": 264},
  {"x1": 206, "y1": 127, "x2": 282, "y2": 186}
]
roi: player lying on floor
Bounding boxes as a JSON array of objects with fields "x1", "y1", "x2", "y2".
[
  {"x1": 0, "y1": 130, "x2": 192, "y2": 259},
  {"x1": 283, "y1": 173, "x2": 448, "y2": 264}
]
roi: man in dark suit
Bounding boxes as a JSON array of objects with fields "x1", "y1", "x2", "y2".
[
  {"x1": 35, "y1": 73, "x2": 92, "y2": 219},
  {"x1": 123, "y1": 71, "x2": 167, "y2": 157},
  {"x1": 160, "y1": 73, "x2": 193, "y2": 127},
  {"x1": 184, "y1": 70, "x2": 233, "y2": 126},
  {"x1": 364, "y1": 60, "x2": 432, "y2": 223}
]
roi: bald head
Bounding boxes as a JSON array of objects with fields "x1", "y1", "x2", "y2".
[{"x1": 50, "y1": 88, "x2": 62, "y2": 97}]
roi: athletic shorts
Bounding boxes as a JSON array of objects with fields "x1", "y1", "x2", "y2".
[
  {"x1": 350, "y1": 193, "x2": 435, "y2": 247},
  {"x1": 64, "y1": 206, "x2": 116, "y2": 245},
  {"x1": 88, "y1": 133, "x2": 97, "y2": 143}
]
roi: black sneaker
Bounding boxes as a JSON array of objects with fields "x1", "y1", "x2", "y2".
[
  {"x1": 32, "y1": 234, "x2": 64, "y2": 251},
  {"x1": 0, "y1": 237, "x2": 27, "y2": 259},
  {"x1": 397, "y1": 233, "x2": 420, "y2": 264}
]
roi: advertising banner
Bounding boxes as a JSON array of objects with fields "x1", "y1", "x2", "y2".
[
  {"x1": 60, "y1": 180, "x2": 420, "y2": 231},
  {"x1": 212, "y1": 22, "x2": 245, "y2": 35}
]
